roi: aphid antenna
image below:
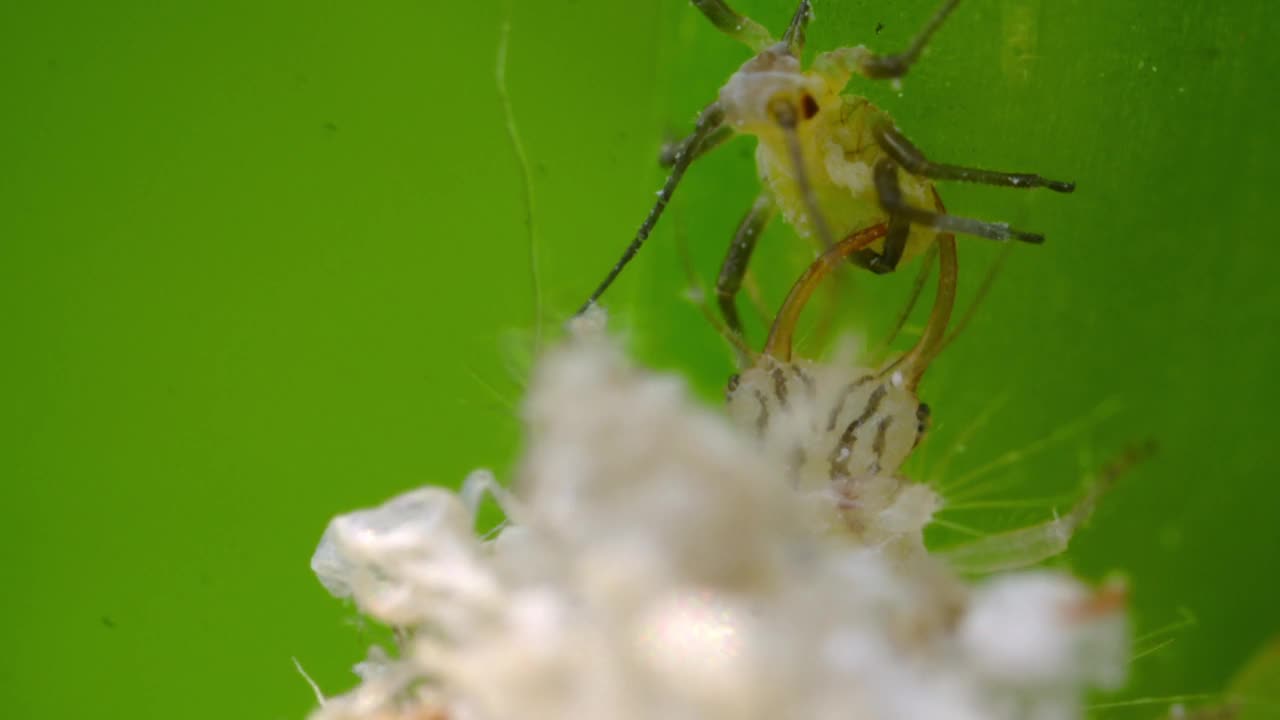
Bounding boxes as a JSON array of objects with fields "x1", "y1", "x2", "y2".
[
  {"x1": 577, "y1": 103, "x2": 727, "y2": 316},
  {"x1": 766, "y1": 91, "x2": 881, "y2": 355},
  {"x1": 770, "y1": 98, "x2": 837, "y2": 250}
]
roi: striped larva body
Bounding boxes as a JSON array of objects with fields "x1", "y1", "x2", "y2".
[
  {"x1": 727, "y1": 354, "x2": 939, "y2": 549},
  {"x1": 727, "y1": 358, "x2": 924, "y2": 484}
]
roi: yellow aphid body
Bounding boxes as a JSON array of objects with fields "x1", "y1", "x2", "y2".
[{"x1": 719, "y1": 45, "x2": 937, "y2": 264}]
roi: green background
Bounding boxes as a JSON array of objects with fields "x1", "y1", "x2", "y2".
[{"x1": 2, "y1": 0, "x2": 1277, "y2": 717}]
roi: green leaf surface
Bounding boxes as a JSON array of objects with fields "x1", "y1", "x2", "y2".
[{"x1": 2, "y1": 1, "x2": 1276, "y2": 718}]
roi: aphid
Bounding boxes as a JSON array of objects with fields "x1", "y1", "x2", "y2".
[
  {"x1": 579, "y1": 0, "x2": 1074, "y2": 339},
  {"x1": 726, "y1": 224, "x2": 1147, "y2": 571}
]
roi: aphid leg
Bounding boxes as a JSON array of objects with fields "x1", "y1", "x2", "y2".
[
  {"x1": 781, "y1": 1, "x2": 814, "y2": 57},
  {"x1": 579, "y1": 103, "x2": 727, "y2": 314},
  {"x1": 873, "y1": 157, "x2": 1047, "y2": 261},
  {"x1": 939, "y1": 441, "x2": 1156, "y2": 575},
  {"x1": 715, "y1": 193, "x2": 777, "y2": 340},
  {"x1": 874, "y1": 122, "x2": 1075, "y2": 192},
  {"x1": 858, "y1": 161, "x2": 919, "y2": 273},
  {"x1": 691, "y1": 0, "x2": 776, "y2": 52},
  {"x1": 659, "y1": 124, "x2": 734, "y2": 168},
  {"x1": 858, "y1": 0, "x2": 962, "y2": 79},
  {"x1": 850, "y1": 213, "x2": 911, "y2": 275}
]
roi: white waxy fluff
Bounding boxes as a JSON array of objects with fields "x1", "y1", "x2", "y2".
[{"x1": 307, "y1": 309, "x2": 1128, "y2": 720}]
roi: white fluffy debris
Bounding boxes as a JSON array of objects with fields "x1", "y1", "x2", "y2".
[{"x1": 307, "y1": 312, "x2": 1128, "y2": 720}]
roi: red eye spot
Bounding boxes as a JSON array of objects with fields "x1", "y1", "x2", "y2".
[{"x1": 801, "y1": 94, "x2": 820, "y2": 119}]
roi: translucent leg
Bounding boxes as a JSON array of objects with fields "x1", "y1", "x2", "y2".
[
  {"x1": 460, "y1": 469, "x2": 526, "y2": 528},
  {"x1": 939, "y1": 442, "x2": 1154, "y2": 574}
]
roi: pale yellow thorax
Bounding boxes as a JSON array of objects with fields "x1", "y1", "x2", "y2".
[{"x1": 717, "y1": 46, "x2": 938, "y2": 263}]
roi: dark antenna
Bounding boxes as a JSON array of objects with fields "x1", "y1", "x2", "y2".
[{"x1": 577, "y1": 104, "x2": 726, "y2": 315}]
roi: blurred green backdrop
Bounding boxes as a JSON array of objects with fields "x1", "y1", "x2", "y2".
[{"x1": 2, "y1": 0, "x2": 1277, "y2": 718}]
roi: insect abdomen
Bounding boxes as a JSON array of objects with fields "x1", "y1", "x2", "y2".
[{"x1": 726, "y1": 360, "x2": 922, "y2": 484}]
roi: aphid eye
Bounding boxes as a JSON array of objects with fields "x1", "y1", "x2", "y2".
[
  {"x1": 800, "y1": 93, "x2": 820, "y2": 119},
  {"x1": 727, "y1": 373, "x2": 741, "y2": 394}
]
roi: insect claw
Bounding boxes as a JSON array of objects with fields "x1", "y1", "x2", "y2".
[{"x1": 865, "y1": 254, "x2": 897, "y2": 275}]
